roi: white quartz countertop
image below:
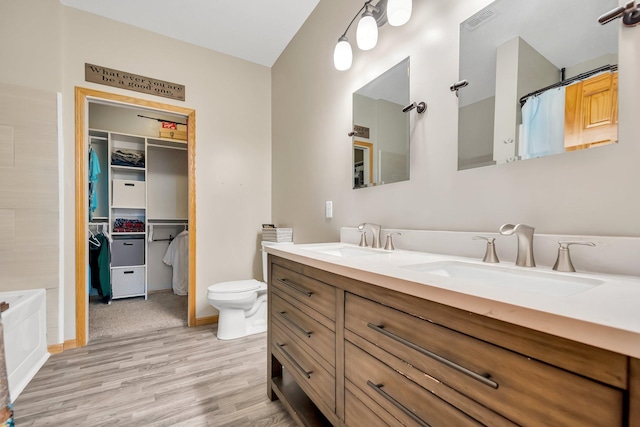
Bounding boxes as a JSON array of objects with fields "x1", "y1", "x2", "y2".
[{"x1": 266, "y1": 243, "x2": 640, "y2": 359}]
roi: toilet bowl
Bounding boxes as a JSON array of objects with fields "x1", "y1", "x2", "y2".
[{"x1": 206, "y1": 241, "x2": 292, "y2": 340}]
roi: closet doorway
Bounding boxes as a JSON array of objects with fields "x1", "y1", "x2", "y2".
[{"x1": 75, "y1": 87, "x2": 196, "y2": 347}]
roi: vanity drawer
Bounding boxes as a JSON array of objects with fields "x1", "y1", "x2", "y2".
[
  {"x1": 345, "y1": 293, "x2": 624, "y2": 427},
  {"x1": 111, "y1": 266, "x2": 145, "y2": 298},
  {"x1": 271, "y1": 263, "x2": 336, "y2": 321},
  {"x1": 272, "y1": 292, "x2": 335, "y2": 367},
  {"x1": 346, "y1": 341, "x2": 482, "y2": 427},
  {"x1": 272, "y1": 321, "x2": 335, "y2": 412},
  {"x1": 344, "y1": 388, "x2": 392, "y2": 427}
]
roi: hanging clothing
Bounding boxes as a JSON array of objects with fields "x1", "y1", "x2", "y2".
[
  {"x1": 520, "y1": 87, "x2": 566, "y2": 160},
  {"x1": 88, "y1": 148, "x2": 101, "y2": 220},
  {"x1": 163, "y1": 230, "x2": 189, "y2": 295},
  {"x1": 89, "y1": 233, "x2": 111, "y2": 302}
]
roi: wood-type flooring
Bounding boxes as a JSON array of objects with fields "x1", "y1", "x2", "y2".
[{"x1": 13, "y1": 325, "x2": 296, "y2": 426}]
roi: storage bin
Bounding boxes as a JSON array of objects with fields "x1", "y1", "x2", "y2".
[
  {"x1": 111, "y1": 238, "x2": 145, "y2": 267},
  {"x1": 112, "y1": 179, "x2": 146, "y2": 207},
  {"x1": 112, "y1": 266, "x2": 145, "y2": 298}
]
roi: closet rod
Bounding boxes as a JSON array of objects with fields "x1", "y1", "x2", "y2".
[
  {"x1": 148, "y1": 222, "x2": 188, "y2": 243},
  {"x1": 147, "y1": 143, "x2": 187, "y2": 151},
  {"x1": 519, "y1": 64, "x2": 617, "y2": 107},
  {"x1": 137, "y1": 115, "x2": 187, "y2": 126}
]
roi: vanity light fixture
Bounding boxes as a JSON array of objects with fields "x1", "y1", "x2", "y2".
[
  {"x1": 357, "y1": 5, "x2": 379, "y2": 50},
  {"x1": 387, "y1": 0, "x2": 413, "y2": 26},
  {"x1": 334, "y1": 0, "x2": 413, "y2": 71}
]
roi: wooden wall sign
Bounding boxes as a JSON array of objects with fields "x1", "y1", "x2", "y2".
[{"x1": 85, "y1": 64, "x2": 185, "y2": 101}]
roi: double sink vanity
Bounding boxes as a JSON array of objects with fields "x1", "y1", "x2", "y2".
[{"x1": 265, "y1": 232, "x2": 640, "y2": 426}]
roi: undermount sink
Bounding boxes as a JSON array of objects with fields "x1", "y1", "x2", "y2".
[
  {"x1": 400, "y1": 261, "x2": 605, "y2": 296},
  {"x1": 301, "y1": 244, "x2": 383, "y2": 258}
]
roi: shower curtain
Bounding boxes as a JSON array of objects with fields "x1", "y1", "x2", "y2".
[{"x1": 520, "y1": 86, "x2": 566, "y2": 160}]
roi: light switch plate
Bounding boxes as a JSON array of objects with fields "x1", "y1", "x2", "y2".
[{"x1": 325, "y1": 201, "x2": 333, "y2": 218}]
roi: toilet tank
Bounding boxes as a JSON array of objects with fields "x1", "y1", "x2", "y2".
[{"x1": 260, "y1": 241, "x2": 293, "y2": 283}]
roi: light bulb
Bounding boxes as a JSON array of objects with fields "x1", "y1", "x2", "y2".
[
  {"x1": 387, "y1": 0, "x2": 412, "y2": 26},
  {"x1": 356, "y1": 10, "x2": 378, "y2": 51},
  {"x1": 333, "y1": 36, "x2": 352, "y2": 71}
]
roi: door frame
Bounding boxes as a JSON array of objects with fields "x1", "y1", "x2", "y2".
[
  {"x1": 354, "y1": 140, "x2": 374, "y2": 186},
  {"x1": 75, "y1": 86, "x2": 196, "y2": 347}
]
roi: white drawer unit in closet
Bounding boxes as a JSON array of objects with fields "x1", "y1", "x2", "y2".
[
  {"x1": 112, "y1": 266, "x2": 146, "y2": 298},
  {"x1": 112, "y1": 179, "x2": 146, "y2": 208}
]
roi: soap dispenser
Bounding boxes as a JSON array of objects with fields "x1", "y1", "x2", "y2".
[{"x1": 472, "y1": 236, "x2": 499, "y2": 263}]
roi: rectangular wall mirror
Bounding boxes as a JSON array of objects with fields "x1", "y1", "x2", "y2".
[
  {"x1": 353, "y1": 57, "x2": 410, "y2": 188},
  {"x1": 457, "y1": 0, "x2": 619, "y2": 171}
]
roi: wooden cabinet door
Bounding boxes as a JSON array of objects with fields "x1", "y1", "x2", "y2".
[{"x1": 565, "y1": 71, "x2": 618, "y2": 150}]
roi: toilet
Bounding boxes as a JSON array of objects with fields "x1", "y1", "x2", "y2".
[{"x1": 206, "y1": 241, "x2": 291, "y2": 340}]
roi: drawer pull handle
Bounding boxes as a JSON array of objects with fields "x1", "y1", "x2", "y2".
[
  {"x1": 123, "y1": 271, "x2": 134, "y2": 274},
  {"x1": 367, "y1": 323, "x2": 498, "y2": 389},
  {"x1": 124, "y1": 183, "x2": 135, "y2": 187},
  {"x1": 277, "y1": 343, "x2": 312, "y2": 379},
  {"x1": 276, "y1": 278, "x2": 313, "y2": 297},
  {"x1": 367, "y1": 380, "x2": 431, "y2": 427},
  {"x1": 278, "y1": 311, "x2": 312, "y2": 338},
  {"x1": 123, "y1": 242, "x2": 134, "y2": 246}
]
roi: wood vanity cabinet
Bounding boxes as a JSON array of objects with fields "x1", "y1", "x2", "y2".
[{"x1": 267, "y1": 255, "x2": 640, "y2": 427}]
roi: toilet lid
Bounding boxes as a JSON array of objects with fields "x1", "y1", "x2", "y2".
[{"x1": 209, "y1": 279, "x2": 262, "y2": 294}]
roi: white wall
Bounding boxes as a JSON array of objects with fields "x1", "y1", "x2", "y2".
[
  {"x1": 0, "y1": 0, "x2": 62, "y2": 92},
  {"x1": 2, "y1": 0, "x2": 272, "y2": 343},
  {"x1": 0, "y1": 0, "x2": 63, "y2": 345},
  {"x1": 272, "y1": 0, "x2": 640, "y2": 242}
]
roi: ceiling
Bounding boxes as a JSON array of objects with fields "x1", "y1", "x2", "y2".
[{"x1": 59, "y1": 0, "x2": 320, "y2": 67}]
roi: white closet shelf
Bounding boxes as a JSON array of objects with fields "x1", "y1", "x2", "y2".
[
  {"x1": 112, "y1": 232, "x2": 146, "y2": 236},
  {"x1": 149, "y1": 140, "x2": 187, "y2": 149},
  {"x1": 110, "y1": 165, "x2": 146, "y2": 172}
]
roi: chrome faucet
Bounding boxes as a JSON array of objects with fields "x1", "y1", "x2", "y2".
[
  {"x1": 358, "y1": 223, "x2": 382, "y2": 248},
  {"x1": 499, "y1": 223, "x2": 536, "y2": 267}
]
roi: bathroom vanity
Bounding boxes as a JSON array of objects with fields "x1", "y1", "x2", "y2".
[{"x1": 266, "y1": 243, "x2": 640, "y2": 427}]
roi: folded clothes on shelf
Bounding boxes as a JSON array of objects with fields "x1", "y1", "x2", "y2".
[
  {"x1": 111, "y1": 149, "x2": 145, "y2": 168},
  {"x1": 113, "y1": 218, "x2": 145, "y2": 233}
]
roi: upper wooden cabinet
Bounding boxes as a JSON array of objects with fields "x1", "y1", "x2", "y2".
[{"x1": 565, "y1": 71, "x2": 618, "y2": 150}]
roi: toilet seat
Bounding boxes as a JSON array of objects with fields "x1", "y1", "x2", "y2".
[
  {"x1": 207, "y1": 279, "x2": 265, "y2": 301},
  {"x1": 209, "y1": 279, "x2": 262, "y2": 293}
]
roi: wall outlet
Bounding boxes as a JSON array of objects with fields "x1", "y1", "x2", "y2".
[{"x1": 325, "y1": 201, "x2": 333, "y2": 219}]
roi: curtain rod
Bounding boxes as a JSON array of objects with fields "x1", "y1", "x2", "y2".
[{"x1": 519, "y1": 64, "x2": 617, "y2": 107}]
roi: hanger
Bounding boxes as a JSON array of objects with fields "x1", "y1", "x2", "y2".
[
  {"x1": 89, "y1": 228, "x2": 101, "y2": 247},
  {"x1": 101, "y1": 223, "x2": 113, "y2": 243}
]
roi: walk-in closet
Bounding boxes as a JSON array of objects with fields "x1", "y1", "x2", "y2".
[{"x1": 86, "y1": 101, "x2": 189, "y2": 340}]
